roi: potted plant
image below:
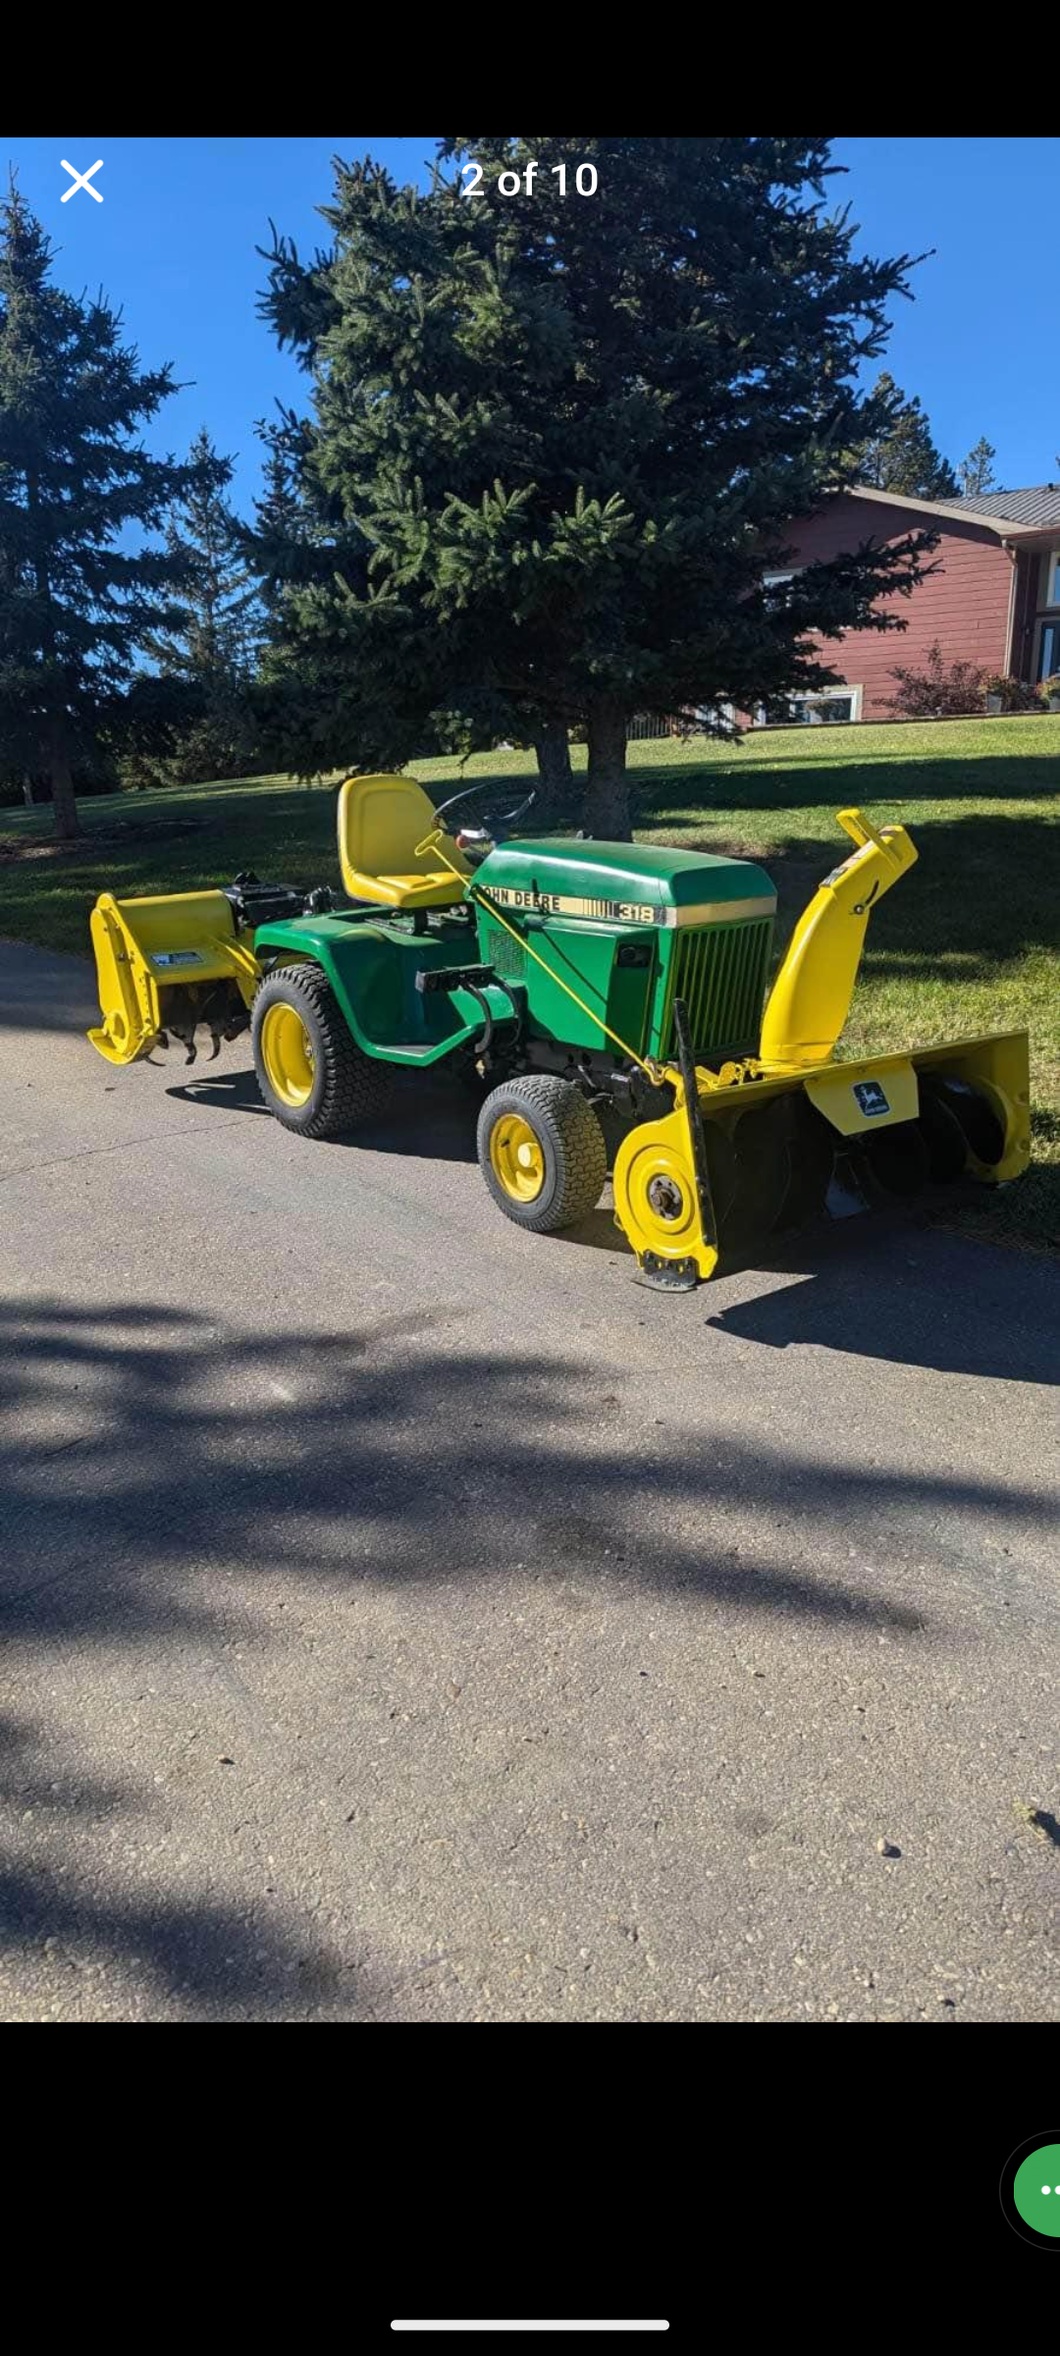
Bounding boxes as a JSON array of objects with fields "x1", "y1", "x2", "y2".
[
  {"x1": 1039, "y1": 674, "x2": 1060, "y2": 714},
  {"x1": 983, "y1": 673, "x2": 1017, "y2": 714}
]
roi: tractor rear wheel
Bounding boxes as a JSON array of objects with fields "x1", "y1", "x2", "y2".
[
  {"x1": 478, "y1": 1075, "x2": 607, "y2": 1234},
  {"x1": 252, "y1": 964, "x2": 392, "y2": 1139}
]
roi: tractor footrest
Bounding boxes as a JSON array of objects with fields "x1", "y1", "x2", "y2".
[
  {"x1": 378, "y1": 1042, "x2": 443, "y2": 1062},
  {"x1": 415, "y1": 963, "x2": 496, "y2": 995}
]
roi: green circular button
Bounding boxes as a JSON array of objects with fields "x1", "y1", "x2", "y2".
[{"x1": 1013, "y1": 2145, "x2": 1060, "y2": 2237}]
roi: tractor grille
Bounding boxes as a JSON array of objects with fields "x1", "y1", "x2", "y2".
[
  {"x1": 488, "y1": 922, "x2": 527, "y2": 982},
  {"x1": 661, "y1": 918, "x2": 773, "y2": 1061}
]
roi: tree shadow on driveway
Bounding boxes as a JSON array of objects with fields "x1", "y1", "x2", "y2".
[
  {"x1": 1, "y1": 1294, "x2": 1056, "y2": 2020},
  {"x1": 3, "y1": 1298, "x2": 1053, "y2": 1661}
]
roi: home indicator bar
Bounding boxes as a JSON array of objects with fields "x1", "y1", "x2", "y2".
[{"x1": 391, "y1": 2328, "x2": 670, "y2": 2336}]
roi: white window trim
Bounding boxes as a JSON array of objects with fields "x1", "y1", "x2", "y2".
[
  {"x1": 1046, "y1": 549, "x2": 1060, "y2": 608},
  {"x1": 753, "y1": 684, "x2": 864, "y2": 727}
]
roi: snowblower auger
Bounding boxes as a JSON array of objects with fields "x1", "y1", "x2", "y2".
[{"x1": 87, "y1": 777, "x2": 1031, "y2": 1288}]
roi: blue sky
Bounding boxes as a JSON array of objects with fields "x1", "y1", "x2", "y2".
[
  {"x1": 3, "y1": 135, "x2": 1058, "y2": 514},
  {"x1": 831, "y1": 138, "x2": 1059, "y2": 486}
]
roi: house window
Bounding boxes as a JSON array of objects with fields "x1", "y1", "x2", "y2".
[
  {"x1": 1037, "y1": 619, "x2": 1060, "y2": 683},
  {"x1": 753, "y1": 685, "x2": 864, "y2": 727},
  {"x1": 1046, "y1": 550, "x2": 1060, "y2": 609}
]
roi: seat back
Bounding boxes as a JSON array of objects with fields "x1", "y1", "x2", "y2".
[{"x1": 337, "y1": 773, "x2": 469, "y2": 901}]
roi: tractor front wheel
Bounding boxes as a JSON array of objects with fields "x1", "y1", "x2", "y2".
[
  {"x1": 252, "y1": 965, "x2": 392, "y2": 1139},
  {"x1": 478, "y1": 1075, "x2": 607, "y2": 1234}
]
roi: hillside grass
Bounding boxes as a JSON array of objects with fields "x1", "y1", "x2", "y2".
[{"x1": 2, "y1": 714, "x2": 1058, "y2": 1251}]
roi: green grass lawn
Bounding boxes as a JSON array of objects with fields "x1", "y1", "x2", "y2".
[{"x1": 3, "y1": 714, "x2": 1058, "y2": 1250}]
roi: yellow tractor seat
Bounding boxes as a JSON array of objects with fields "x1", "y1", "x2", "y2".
[{"x1": 337, "y1": 774, "x2": 471, "y2": 910}]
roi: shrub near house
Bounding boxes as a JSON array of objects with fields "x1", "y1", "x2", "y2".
[{"x1": 887, "y1": 643, "x2": 986, "y2": 719}]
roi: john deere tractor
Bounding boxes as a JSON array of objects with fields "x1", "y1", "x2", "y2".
[{"x1": 88, "y1": 772, "x2": 1030, "y2": 1287}]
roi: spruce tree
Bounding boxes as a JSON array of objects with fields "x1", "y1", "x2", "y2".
[
  {"x1": 141, "y1": 426, "x2": 258, "y2": 782},
  {"x1": 259, "y1": 138, "x2": 935, "y2": 837},
  {"x1": 252, "y1": 416, "x2": 313, "y2": 620},
  {"x1": 250, "y1": 397, "x2": 458, "y2": 779},
  {"x1": 856, "y1": 373, "x2": 959, "y2": 499},
  {"x1": 958, "y1": 436, "x2": 999, "y2": 498},
  {"x1": 0, "y1": 183, "x2": 221, "y2": 836}
]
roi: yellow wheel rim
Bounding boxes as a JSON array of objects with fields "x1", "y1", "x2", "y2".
[
  {"x1": 489, "y1": 1111, "x2": 546, "y2": 1203},
  {"x1": 260, "y1": 1002, "x2": 315, "y2": 1108}
]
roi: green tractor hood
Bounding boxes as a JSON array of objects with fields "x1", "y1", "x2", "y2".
[{"x1": 472, "y1": 837, "x2": 777, "y2": 929}]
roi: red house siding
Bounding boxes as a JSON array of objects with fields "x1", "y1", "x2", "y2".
[{"x1": 781, "y1": 494, "x2": 1015, "y2": 717}]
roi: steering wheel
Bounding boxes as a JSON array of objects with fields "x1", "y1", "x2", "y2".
[{"x1": 432, "y1": 778, "x2": 536, "y2": 846}]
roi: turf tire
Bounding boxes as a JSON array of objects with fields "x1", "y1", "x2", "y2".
[
  {"x1": 252, "y1": 963, "x2": 392, "y2": 1139},
  {"x1": 478, "y1": 1074, "x2": 607, "y2": 1233}
]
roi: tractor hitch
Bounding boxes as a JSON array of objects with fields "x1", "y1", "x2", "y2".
[{"x1": 222, "y1": 872, "x2": 334, "y2": 929}]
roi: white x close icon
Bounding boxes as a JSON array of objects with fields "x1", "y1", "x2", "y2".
[{"x1": 60, "y1": 159, "x2": 104, "y2": 204}]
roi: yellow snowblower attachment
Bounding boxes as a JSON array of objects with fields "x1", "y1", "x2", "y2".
[
  {"x1": 88, "y1": 889, "x2": 262, "y2": 1067},
  {"x1": 613, "y1": 809, "x2": 1031, "y2": 1288}
]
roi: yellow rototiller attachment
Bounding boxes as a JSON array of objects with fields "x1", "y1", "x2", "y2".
[{"x1": 87, "y1": 778, "x2": 1030, "y2": 1289}]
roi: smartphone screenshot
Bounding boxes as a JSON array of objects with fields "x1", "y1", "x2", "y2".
[{"x1": 0, "y1": 133, "x2": 1056, "y2": 2039}]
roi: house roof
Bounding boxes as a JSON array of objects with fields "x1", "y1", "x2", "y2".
[
  {"x1": 932, "y1": 486, "x2": 1060, "y2": 528},
  {"x1": 850, "y1": 483, "x2": 1060, "y2": 537}
]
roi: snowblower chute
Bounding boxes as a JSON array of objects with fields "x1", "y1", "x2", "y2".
[{"x1": 86, "y1": 776, "x2": 1031, "y2": 1286}]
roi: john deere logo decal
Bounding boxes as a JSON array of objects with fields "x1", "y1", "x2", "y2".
[
  {"x1": 485, "y1": 885, "x2": 659, "y2": 926},
  {"x1": 853, "y1": 1080, "x2": 890, "y2": 1117}
]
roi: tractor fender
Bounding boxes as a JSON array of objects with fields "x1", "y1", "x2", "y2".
[
  {"x1": 251, "y1": 918, "x2": 520, "y2": 1068},
  {"x1": 251, "y1": 919, "x2": 394, "y2": 1058}
]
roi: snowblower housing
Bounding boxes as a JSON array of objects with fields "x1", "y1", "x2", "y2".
[{"x1": 471, "y1": 838, "x2": 777, "y2": 1064}]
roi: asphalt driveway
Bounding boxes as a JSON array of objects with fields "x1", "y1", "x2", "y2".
[{"x1": 1, "y1": 939, "x2": 1057, "y2": 2020}]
